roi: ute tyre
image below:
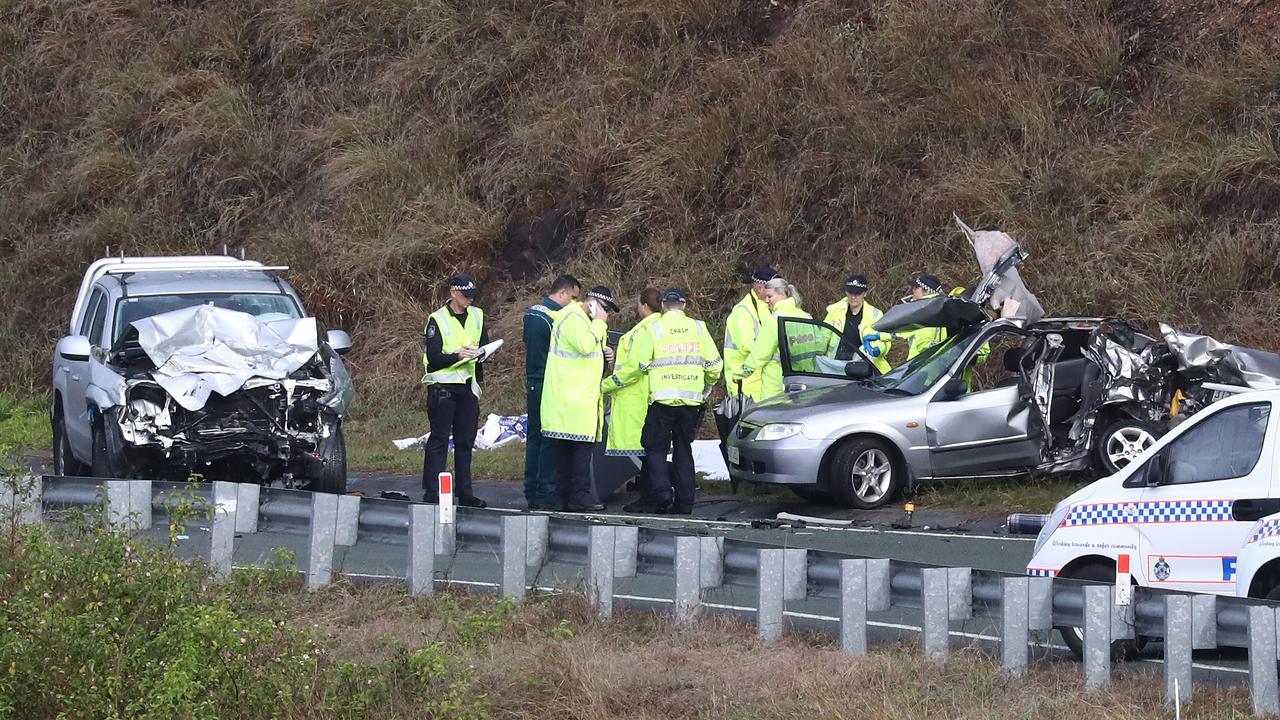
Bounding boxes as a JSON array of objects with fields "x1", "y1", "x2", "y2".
[
  {"x1": 90, "y1": 413, "x2": 128, "y2": 479},
  {"x1": 308, "y1": 425, "x2": 348, "y2": 494},
  {"x1": 826, "y1": 437, "x2": 900, "y2": 510},
  {"x1": 1095, "y1": 418, "x2": 1160, "y2": 475},
  {"x1": 1054, "y1": 562, "x2": 1147, "y2": 661},
  {"x1": 52, "y1": 404, "x2": 88, "y2": 476}
]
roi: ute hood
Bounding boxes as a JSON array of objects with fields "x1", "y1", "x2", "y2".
[
  {"x1": 121, "y1": 305, "x2": 339, "y2": 411},
  {"x1": 1160, "y1": 324, "x2": 1280, "y2": 390},
  {"x1": 875, "y1": 217, "x2": 1044, "y2": 334}
]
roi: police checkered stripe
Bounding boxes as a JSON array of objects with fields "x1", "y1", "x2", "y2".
[
  {"x1": 543, "y1": 430, "x2": 594, "y2": 442},
  {"x1": 604, "y1": 448, "x2": 646, "y2": 457},
  {"x1": 1247, "y1": 518, "x2": 1280, "y2": 545},
  {"x1": 1026, "y1": 568, "x2": 1057, "y2": 577},
  {"x1": 649, "y1": 355, "x2": 705, "y2": 368},
  {"x1": 1059, "y1": 499, "x2": 1234, "y2": 528}
]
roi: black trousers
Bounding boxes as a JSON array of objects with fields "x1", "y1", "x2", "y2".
[
  {"x1": 422, "y1": 383, "x2": 479, "y2": 500},
  {"x1": 554, "y1": 439, "x2": 599, "y2": 508},
  {"x1": 641, "y1": 403, "x2": 699, "y2": 510}
]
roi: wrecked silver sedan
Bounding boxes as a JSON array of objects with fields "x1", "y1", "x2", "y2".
[
  {"x1": 51, "y1": 257, "x2": 354, "y2": 492},
  {"x1": 727, "y1": 221, "x2": 1280, "y2": 508}
]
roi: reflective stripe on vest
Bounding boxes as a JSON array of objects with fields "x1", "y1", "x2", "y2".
[{"x1": 652, "y1": 389, "x2": 704, "y2": 402}]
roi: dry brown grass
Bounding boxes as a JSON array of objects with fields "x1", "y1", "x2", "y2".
[
  {"x1": 3, "y1": 0, "x2": 1280, "y2": 410},
  {"x1": 288, "y1": 583, "x2": 1251, "y2": 720}
]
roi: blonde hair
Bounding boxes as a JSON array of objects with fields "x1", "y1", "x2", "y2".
[{"x1": 763, "y1": 277, "x2": 801, "y2": 306}]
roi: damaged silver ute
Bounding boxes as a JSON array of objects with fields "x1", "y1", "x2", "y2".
[
  {"x1": 726, "y1": 218, "x2": 1280, "y2": 509},
  {"x1": 51, "y1": 256, "x2": 354, "y2": 492}
]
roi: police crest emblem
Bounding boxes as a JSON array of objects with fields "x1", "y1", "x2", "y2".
[{"x1": 1154, "y1": 557, "x2": 1171, "y2": 581}]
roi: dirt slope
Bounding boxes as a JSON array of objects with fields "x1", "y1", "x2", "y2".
[{"x1": 3, "y1": 0, "x2": 1279, "y2": 405}]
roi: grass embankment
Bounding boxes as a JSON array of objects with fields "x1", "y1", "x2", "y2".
[
  {"x1": 0, "y1": 504, "x2": 1252, "y2": 719},
  {"x1": 4, "y1": 0, "x2": 1280, "y2": 413}
]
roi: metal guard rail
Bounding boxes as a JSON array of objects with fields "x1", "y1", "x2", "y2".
[{"x1": 10, "y1": 475, "x2": 1280, "y2": 715}]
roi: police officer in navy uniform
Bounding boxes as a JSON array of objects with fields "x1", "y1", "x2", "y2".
[{"x1": 421, "y1": 273, "x2": 489, "y2": 507}]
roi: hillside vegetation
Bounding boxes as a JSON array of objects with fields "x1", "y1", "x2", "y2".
[{"x1": 3, "y1": 0, "x2": 1280, "y2": 408}]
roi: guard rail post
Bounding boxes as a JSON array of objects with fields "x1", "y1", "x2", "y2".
[
  {"x1": 500, "y1": 515, "x2": 529, "y2": 600},
  {"x1": 1027, "y1": 576, "x2": 1053, "y2": 635},
  {"x1": 1, "y1": 475, "x2": 42, "y2": 526},
  {"x1": 1000, "y1": 576, "x2": 1030, "y2": 677},
  {"x1": 234, "y1": 483, "x2": 259, "y2": 533},
  {"x1": 407, "y1": 504, "x2": 436, "y2": 596},
  {"x1": 335, "y1": 495, "x2": 360, "y2": 547},
  {"x1": 587, "y1": 526, "x2": 617, "y2": 619},
  {"x1": 757, "y1": 548, "x2": 785, "y2": 642},
  {"x1": 921, "y1": 567, "x2": 950, "y2": 661},
  {"x1": 106, "y1": 479, "x2": 150, "y2": 530},
  {"x1": 306, "y1": 492, "x2": 339, "y2": 590},
  {"x1": 615, "y1": 526, "x2": 639, "y2": 579},
  {"x1": 1192, "y1": 594, "x2": 1218, "y2": 649},
  {"x1": 838, "y1": 559, "x2": 869, "y2": 655},
  {"x1": 701, "y1": 537, "x2": 724, "y2": 589},
  {"x1": 1248, "y1": 605, "x2": 1280, "y2": 716},
  {"x1": 1083, "y1": 585, "x2": 1113, "y2": 689},
  {"x1": 673, "y1": 536, "x2": 702, "y2": 625},
  {"x1": 1163, "y1": 594, "x2": 1193, "y2": 706},
  {"x1": 209, "y1": 481, "x2": 237, "y2": 580},
  {"x1": 783, "y1": 549, "x2": 807, "y2": 601}
]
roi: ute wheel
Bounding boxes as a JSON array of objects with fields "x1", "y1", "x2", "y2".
[
  {"x1": 1094, "y1": 418, "x2": 1160, "y2": 475},
  {"x1": 90, "y1": 411, "x2": 129, "y2": 479},
  {"x1": 52, "y1": 403, "x2": 88, "y2": 476},
  {"x1": 306, "y1": 424, "x2": 347, "y2": 494},
  {"x1": 826, "y1": 437, "x2": 900, "y2": 510},
  {"x1": 788, "y1": 485, "x2": 829, "y2": 503},
  {"x1": 1054, "y1": 562, "x2": 1147, "y2": 661}
]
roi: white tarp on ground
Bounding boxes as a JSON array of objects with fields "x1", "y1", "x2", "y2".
[{"x1": 131, "y1": 305, "x2": 321, "y2": 411}]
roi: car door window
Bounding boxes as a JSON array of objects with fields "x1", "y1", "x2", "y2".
[
  {"x1": 88, "y1": 292, "x2": 109, "y2": 347},
  {"x1": 955, "y1": 331, "x2": 1022, "y2": 394},
  {"x1": 1163, "y1": 403, "x2": 1271, "y2": 485},
  {"x1": 779, "y1": 318, "x2": 873, "y2": 378},
  {"x1": 78, "y1": 290, "x2": 103, "y2": 338}
]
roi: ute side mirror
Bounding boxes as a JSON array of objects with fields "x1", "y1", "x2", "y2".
[
  {"x1": 940, "y1": 377, "x2": 967, "y2": 400},
  {"x1": 326, "y1": 330, "x2": 353, "y2": 355},
  {"x1": 844, "y1": 361, "x2": 872, "y2": 380},
  {"x1": 58, "y1": 335, "x2": 92, "y2": 362}
]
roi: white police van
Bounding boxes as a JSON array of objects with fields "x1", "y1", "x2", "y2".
[{"x1": 1026, "y1": 388, "x2": 1278, "y2": 654}]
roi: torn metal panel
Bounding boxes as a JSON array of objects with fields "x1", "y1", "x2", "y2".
[
  {"x1": 1160, "y1": 324, "x2": 1280, "y2": 390},
  {"x1": 955, "y1": 216, "x2": 1045, "y2": 326}
]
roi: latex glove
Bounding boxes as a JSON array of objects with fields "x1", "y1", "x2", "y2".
[
  {"x1": 862, "y1": 332, "x2": 882, "y2": 343},
  {"x1": 863, "y1": 340, "x2": 882, "y2": 358}
]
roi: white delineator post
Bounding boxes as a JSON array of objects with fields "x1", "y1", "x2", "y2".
[
  {"x1": 436, "y1": 472, "x2": 456, "y2": 555},
  {"x1": 1115, "y1": 553, "x2": 1131, "y2": 606},
  {"x1": 438, "y1": 472, "x2": 455, "y2": 524}
]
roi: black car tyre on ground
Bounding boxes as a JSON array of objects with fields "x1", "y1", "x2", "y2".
[
  {"x1": 1055, "y1": 561, "x2": 1147, "y2": 660},
  {"x1": 306, "y1": 425, "x2": 348, "y2": 494},
  {"x1": 1094, "y1": 418, "x2": 1161, "y2": 475},
  {"x1": 52, "y1": 403, "x2": 88, "y2": 476},
  {"x1": 826, "y1": 436, "x2": 900, "y2": 510}
]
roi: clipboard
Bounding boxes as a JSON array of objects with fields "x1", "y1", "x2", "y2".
[{"x1": 476, "y1": 338, "x2": 504, "y2": 362}]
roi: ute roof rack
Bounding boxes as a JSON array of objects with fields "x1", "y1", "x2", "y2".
[{"x1": 69, "y1": 255, "x2": 289, "y2": 334}]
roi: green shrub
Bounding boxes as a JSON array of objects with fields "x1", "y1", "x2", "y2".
[{"x1": 0, "y1": 509, "x2": 493, "y2": 719}]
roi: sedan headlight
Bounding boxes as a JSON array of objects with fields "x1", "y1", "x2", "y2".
[{"x1": 755, "y1": 423, "x2": 803, "y2": 441}]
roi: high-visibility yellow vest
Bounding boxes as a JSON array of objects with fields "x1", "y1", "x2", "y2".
[
  {"x1": 645, "y1": 309, "x2": 723, "y2": 407},
  {"x1": 822, "y1": 299, "x2": 891, "y2": 373},
  {"x1": 744, "y1": 296, "x2": 811, "y2": 399},
  {"x1": 542, "y1": 302, "x2": 608, "y2": 442},
  {"x1": 601, "y1": 312, "x2": 661, "y2": 456},
  {"x1": 722, "y1": 292, "x2": 766, "y2": 400},
  {"x1": 421, "y1": 304, "x2": 484, "y2": 395}
]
